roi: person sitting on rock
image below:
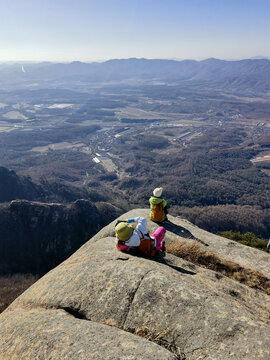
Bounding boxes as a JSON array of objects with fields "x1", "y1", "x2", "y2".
[
  {"x1": 115, "y1": 216, "x2": 166, "y2": 257},
  {"x1": 149, "y1": 187, "x2": 168, "y2": 223}
]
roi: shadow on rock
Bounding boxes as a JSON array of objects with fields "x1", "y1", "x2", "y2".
[
  {"x1": 162, "y1": 220, "x2": 194, "y2": 238},
  {"x1": 127, "y1": 250, "x2": 197, "y2": 275},
  {"x1": 163, "y1": 220, "x2": 209, "y2": 247},
  {"x1": 155, "y1": 257, "x2": 196, "y2": 275}
]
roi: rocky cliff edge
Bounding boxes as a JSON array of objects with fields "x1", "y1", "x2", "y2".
[{"x1": 0, "y1": 209, "x2": 269, "y2": 360}]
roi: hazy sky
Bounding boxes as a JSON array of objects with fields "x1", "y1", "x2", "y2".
[{"x1": 1, "y1": 0, "x2": 270, "y2": 62}]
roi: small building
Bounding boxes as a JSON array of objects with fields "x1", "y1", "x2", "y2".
[{"x1": 93, "y1": 157, "x2": 100, "y2": 163}]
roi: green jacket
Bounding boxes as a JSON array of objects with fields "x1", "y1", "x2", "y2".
[{"x1": 149, "y1": 196, "x2": 167, "y2": 222}]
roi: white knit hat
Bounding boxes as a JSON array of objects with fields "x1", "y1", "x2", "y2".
[{"x1": 153, "y1": 187, "x2": 163, "y2": 197}]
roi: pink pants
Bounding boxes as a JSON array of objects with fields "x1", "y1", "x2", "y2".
[
  {"x1": 117, "y1": 226, "x2": 166, "y2": 252},
  {"x1": 151, "y1": 226, "x2": 166, "y2": 251}
]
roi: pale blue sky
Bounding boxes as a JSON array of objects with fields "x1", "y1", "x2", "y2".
[{"x1": 0, "y1": 0, "x2": 269, "y2": 62}]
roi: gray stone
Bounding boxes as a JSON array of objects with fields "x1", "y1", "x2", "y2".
[
  {"x1": 0, "y1": 210, "x2": 269, "y2": 359},
  {"x1": 106, "y1": 209, "x2": 270, "y2": 278},
  {"x1": 0, "y1": 308, "x2": 176, "y2": 360}
]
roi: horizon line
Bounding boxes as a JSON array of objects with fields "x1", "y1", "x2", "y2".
[{"x1": 0, "y1": 56, "x2": 270, "y2": 64}]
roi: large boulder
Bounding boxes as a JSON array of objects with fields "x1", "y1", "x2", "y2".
[
  {"x1": 125, "y1": 209, "x2": 269, "y2": 278},
  {"x1": 0, "y1": 210, "x2": 269, "y2": 359}
]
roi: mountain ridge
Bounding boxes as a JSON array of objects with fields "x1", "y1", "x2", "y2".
[{"x1": 1, "y1": 58, "x2": 270, "y2": 94}]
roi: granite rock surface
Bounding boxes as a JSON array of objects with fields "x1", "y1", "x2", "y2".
[{"x1": 0, "y1": 209, "x2": 269, "y2": 359}]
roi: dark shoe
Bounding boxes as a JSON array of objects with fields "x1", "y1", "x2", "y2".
[{"x1": 157, "y1": 250, "x2": 166, "y2": 258}]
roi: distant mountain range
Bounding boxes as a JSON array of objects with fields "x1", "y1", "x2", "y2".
[
  {"x1": 250, "y1": 55, "x2": 270, "y2": 60},
  {"x1": 0, "y1": 58, "x2": 270, "y2": 94}
]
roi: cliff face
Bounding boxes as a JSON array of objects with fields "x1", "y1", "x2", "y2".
[
  {"x1": 0, "y1": 199, "x2": 121, "y2": 275},
  {"x1": 0, "y1": 209, "x2": 269, "y2": 360}
]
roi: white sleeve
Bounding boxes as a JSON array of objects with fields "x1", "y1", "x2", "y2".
[
  {"x1": 135, "y1": 217, "x2": 148, "y2": 234},
  {"x1": 125, "y1": 231, "x2": 141, "y2": 247}
]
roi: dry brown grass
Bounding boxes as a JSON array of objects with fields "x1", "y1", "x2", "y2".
[
  {"x1": 134, "y1": 325, "x2": 188, "y2": 360},
  {"x1": 166, "y1": 241, "x2": 270, "y2": 295},
  {"x1": 0, "y1": 274, "x2": 38, "y2": 313}
]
